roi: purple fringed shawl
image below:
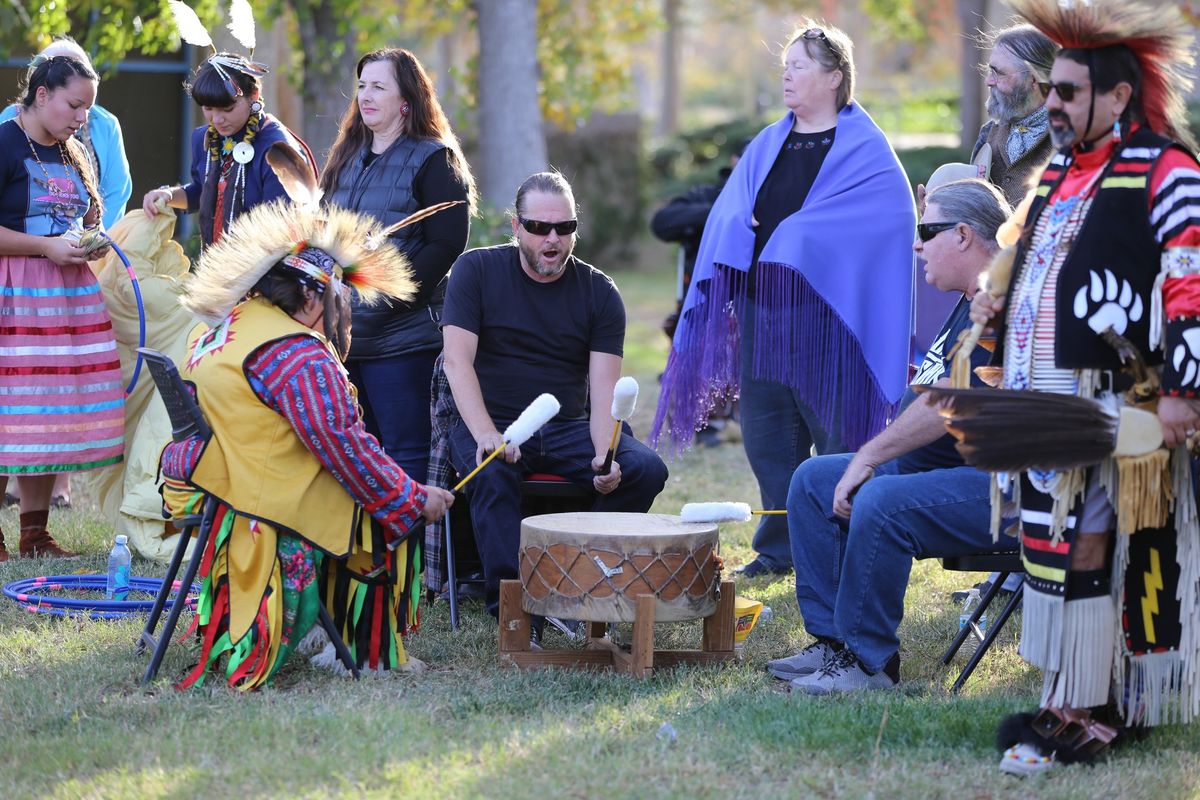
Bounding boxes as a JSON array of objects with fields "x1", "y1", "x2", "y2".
[{"x1": 650, "y1": 103, "x2": 916, "y2": 454}]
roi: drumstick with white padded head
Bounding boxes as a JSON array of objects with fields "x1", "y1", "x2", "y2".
[
  {"x1": 453, "y1": 393, "x2": 561, "y2": 492},
  {"x1": 599, "y1": 377, "x2": 638, "y2": 475},
  {"x1": 680, "y1": 502, "x2": 787, "y2": 523}
]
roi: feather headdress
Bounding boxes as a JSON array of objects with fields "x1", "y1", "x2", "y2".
[
  {"x1": 168, "y1": 1, "x2": 269, "y2": 84},
  {"x1": 227, "y1": 0, "x2": 256, "y2": 52},
  {"x1": 1009, "y1": 0, "x2": 1197, "y2": 152},
  {"x1": 182, "y1": 199, "x2": 416, "y2": 326}
]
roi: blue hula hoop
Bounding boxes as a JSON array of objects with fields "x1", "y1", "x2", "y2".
[
  {"x1": 3, "y1": 574, "x2": 199, "y2": 620},
  {"x1": 99, "y1": 234, "x2": 146, "y2": 395}
]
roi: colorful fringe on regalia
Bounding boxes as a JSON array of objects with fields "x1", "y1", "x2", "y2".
[{"x1": 320, "y1": 520, "x2": 422, "y2": 672}]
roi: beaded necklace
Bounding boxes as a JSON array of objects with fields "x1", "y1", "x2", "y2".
[
  {"x1": 202, "y1": 107, "x2": 263, "y2": 241},
  {"x1": 15, "y1": 114, "x2": 72, "y2": 198}
]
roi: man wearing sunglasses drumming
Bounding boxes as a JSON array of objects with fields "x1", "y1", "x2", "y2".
[
  {"x1": 440, "y1": 171, "x2": 668, "y2": 617},
  {"x1": 969, "y1": 0, "x2": 1200, "y2": 776}
]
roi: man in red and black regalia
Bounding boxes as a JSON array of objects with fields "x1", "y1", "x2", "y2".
[{"x1": 970, "y1": 0, "x2": 1200, "y2": 776}]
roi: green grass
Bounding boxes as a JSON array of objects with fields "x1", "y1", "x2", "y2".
[{"x1": 3, "y1": 257, "x2": 1200, "y2": 798}]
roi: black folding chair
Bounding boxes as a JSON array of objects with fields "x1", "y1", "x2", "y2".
[
  {"x1": 940, "y1": 549, "x2": 1024, "y2": 693},
  {"x1": 135, "y1": 347, "x2": 360, "y2": 682}
]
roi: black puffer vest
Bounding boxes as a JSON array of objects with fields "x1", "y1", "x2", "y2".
[{"x1": 327, "y1": 136, "x2": 445, "y2": 359}]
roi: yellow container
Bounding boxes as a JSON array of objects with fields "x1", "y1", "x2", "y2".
[{"x1": 733, "y1": 596, "x2": 763, "y2": 656}]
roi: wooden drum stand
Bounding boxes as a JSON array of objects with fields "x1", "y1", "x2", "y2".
[{"x1": 497, "y1": 512, "x2": 737, "y2": 677}]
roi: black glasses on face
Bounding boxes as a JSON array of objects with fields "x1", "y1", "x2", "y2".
[
  {"x1": 917, "y1": 221, "x2": 961, "y2": 243},
  {"x1": 1038, "y1": 80, "x2": 1089, "y2": 102},
  {"x1": 518, "y1": 216, "x2": 578, "y2": 236}
]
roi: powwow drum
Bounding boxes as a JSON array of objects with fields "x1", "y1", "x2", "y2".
[{"x1": 518, "y1": 512, "x2": 721, "y2": 623}]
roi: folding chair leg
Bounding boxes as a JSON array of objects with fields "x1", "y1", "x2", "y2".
[
  {"x1": 316, "y1": 603, "x2": 361, "y2": 680},
  {"x1": 951, "y1": 584, "x2": 1023, "y2": 694},
  {"x1": 445, "y1": 511, "x2": 460, "y2": 630},
  {"x1": 942, "y1": 571, "x2": 1010, "y2": 664},
  {"x1": 142, "y1": 496, "x2": 218, "y2": 684},
  {"x1": 137, "y1": 516, "x2": 196, "y2": 655}
]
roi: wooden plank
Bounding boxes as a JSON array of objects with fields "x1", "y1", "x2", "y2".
[
  {"x1": 651, "y1": 650, "x2": 738, "y2": 669},
  {"x1": 701, "y1": 581, "x2": 736, "y2": 652},
  {"x1": 499, "y1": 650, "x2": 615, "y2": 669},
  {"x1": 498, "y1": 580, "x2": 530, "y2": 653},
  {"x1": 628, "y1": 593, "x2": 657, "y2": 677}
]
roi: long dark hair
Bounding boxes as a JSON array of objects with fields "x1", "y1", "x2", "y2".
[
  {"x1": 320, "y1": 48, "x2": 477, "y2": 212},
  {"x1": 17, "y1": 55, "x2": 102, "y2": 221}
]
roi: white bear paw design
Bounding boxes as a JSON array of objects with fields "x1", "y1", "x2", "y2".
[
  {"x1": 1073, "y1": 268, "x2": 1143, "y2": 335},
  {"x1": 1172, "y1": 328, "x2": 1200, "y2": 389}
]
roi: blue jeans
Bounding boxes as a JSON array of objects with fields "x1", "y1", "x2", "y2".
[
  {"x1": 347, "y1": 349, "x2": 439, "y2": 483},
  {"x1": 786, "y1": 453, "x2": 1007, "y2": 673},
  {"x1": 448, "y1": 417, "x2": 669, "y2": 614},
  {"x1": 739, "y1": 302, "x2": 845, "y2": 571}
]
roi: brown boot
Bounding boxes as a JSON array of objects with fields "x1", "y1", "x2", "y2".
[
  {"x1": 18, "y1": 510, "x2": 76, "y2": 558},
  {"x1": 0, "y1": 528, "x2": 8, "y2": 562}
]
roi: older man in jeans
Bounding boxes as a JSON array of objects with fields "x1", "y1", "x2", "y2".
[{"x1": 769, "y1": 179, "x2": 1016, "y2": 694}]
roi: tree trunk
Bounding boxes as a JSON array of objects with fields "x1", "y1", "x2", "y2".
[
  {"x1": 957, "y1": 0, "x2": 988, "y2": 151},
  {"x1": 474, "y1": 0, "x2": 548, "y2": 208},
  {"x1": 657, "y1": 0, "x2": 681, "y2": 138},
  {"x1": 290, "y1": 0, "x2": 361, "y2": 167}
]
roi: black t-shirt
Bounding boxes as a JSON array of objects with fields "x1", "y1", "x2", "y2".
[
  {"x1": 442, "y1": 244, "x2": 626, "y2": 422},
  {"x1": 896, "y1": 296, "x2": 990, "y2": 473},
  {"x1": 752, "y1": 127, "x2": 836, "y2": 263},
  {"x1": 0, "y1": 119, "x2": 90, "y2": 235}
]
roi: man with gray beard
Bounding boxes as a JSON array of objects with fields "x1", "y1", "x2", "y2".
[{"x1": 971, "y1": 24, "x2": 1059, "y2": 205}]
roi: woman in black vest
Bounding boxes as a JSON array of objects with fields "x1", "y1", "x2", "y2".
[{"x1": 321, "y1": 48, "x2": 475, "y2": 485}]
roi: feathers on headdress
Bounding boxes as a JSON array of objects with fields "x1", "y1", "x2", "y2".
[
  {"x1": 182, "y1": 200, "x2": 417, "y2": 325},
  {"x1": 1009, "y1": 0, "x2": 1197, "y2": 152},
  {"x1": 168, "y1": 0, "x2": 214, "y2": 50},
  {"x1": 226, "y1": 0, "x2": 256, "y2": 52},
  {"x1": 367, "y1": 200, "x2": 466, "y2": 248}
]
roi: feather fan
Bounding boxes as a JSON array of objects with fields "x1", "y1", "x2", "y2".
[
  {"x1": 265, "y1": 143, "x2": 320, "y2": 208},
  {"x1": 920, "y1": 386, "x2": 1164, "y2": 471}
]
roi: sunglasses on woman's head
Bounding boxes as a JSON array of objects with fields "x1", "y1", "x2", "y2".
[
  {"x1": 802, "y1": 27, "x2": 839, "y2": 56},
  {"x1": 518, "y1": 217, "x2": 578, "y2": 236}
]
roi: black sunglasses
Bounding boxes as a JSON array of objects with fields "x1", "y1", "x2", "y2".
[
  {"x1": 518, "y1": 216, "x2": 578, "y2": 236},
  {"x1": 1037, "y1": 80, "x2": 1090, "y2": 102},
  {"x1": 917, "y1": 221, "x2": 962, "y2": 242},
  {"x1": 802, "y1": 27, "x2": 838, "y2": 57}
]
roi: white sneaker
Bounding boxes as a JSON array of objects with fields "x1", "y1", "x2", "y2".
[
  {"x1": 791, "y1": 649, "x2": 899, "y2": 695},
  {"x1": 767, "y1": 640, "x2": 838, "y2": 681}
]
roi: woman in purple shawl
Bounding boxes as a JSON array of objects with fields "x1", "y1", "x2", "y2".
[{"x1": 651, "y1": 21, "x2": 916, "y2": 577}]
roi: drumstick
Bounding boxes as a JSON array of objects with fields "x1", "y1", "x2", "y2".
[
  {"x1": 680, "y1": 502, "x2": 787, "y2": 523},
  {"x1": 600, "y1": 377, "x2": 638, "y2": 475},
  {"x1": 453, "y1": 393, "x2": 561, "y2": 492}
]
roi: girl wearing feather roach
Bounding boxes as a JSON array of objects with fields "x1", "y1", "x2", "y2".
[{"x1": 143, "y1": 0, "x2": 315, "y2": 249}]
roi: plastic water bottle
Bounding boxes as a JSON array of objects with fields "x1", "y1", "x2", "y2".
[
  {"x1": 958, "y1": 588, "x2": 987, "y2": 655},
  {"x1": 106, "y1": 535, "x2": 131, "y2": 601}
]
